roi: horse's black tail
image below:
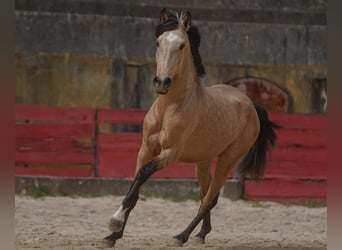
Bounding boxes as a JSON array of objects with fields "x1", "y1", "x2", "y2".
[{"x1": 238, "y1": 104, "x2": 281, "y2": 182}]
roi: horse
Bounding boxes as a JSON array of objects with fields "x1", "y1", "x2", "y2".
[{"x1": 104, "y1": 8, "x2": 278, "y2": 247}]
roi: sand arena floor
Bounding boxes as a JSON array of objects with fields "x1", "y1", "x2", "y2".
[{"x1": 15, "y1": 195, "x2": 326, "y2": 249}]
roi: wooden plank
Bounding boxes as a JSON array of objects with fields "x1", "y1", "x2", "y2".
[
  {"x1": 275, "y1": 128, "x2": 327, "y2": 147},
  {"x1": 97, "y1": 132, "x2": 197, "y2": 178},
  {"x1": 98, "y1": 108, "x2": 147, "y2": 125},
  {"x1": 97, "y1": 150, "x2": 140, "y2": 177},
  {"x1": 16, "y1": 137, "x2": 93, "y2": 153},
  {"x1": 264, "y1": 161, "x2": 327, "y2": 180},
  {"x1": 15, "y1": 167, "x2": 93, "y2": 177},
  {"x1": 97, "y1": 156, "x2": 196, "y2": 178},
  {"x1": 15, "y1": 104, "x2": 95, "y2": 123},
  {"x1": 16, "y1": 152, "x2": 93, "y2": 165},
  {"x1": 97, "y1": 161, "x2": 136, "y2": 178},
  {"x1": 268, "y1": 146, "x2": 327, "y2": 163},
  {"x1": 16, "y1": 124, "x2": 94, "y2": 138},
  {"x1": 269, "y1": 113, "x2": 327, "y2": 129},
  {"x1": 245, "y1": 179, "x2": 327, "y2": 202},
  {"x1": 98, "y1": 133, "x2": 143, "y2": 148}
]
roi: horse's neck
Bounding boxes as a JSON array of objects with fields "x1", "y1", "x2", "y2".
[{"x1": 157, "y1": 74, "x2": 203, "y2": 113}]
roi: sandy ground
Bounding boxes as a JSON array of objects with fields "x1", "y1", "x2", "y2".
[{"x1": 15, "y1": 195, "x2": 326, "y2": 250}]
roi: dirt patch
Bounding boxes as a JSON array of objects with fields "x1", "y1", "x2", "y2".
[{"x1": 15, "y1": 195, "x2": 326, "y2": 249}]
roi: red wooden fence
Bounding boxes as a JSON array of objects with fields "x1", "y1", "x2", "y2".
[
  {"x1": 245, "y1": 113, "x2": 327, "y2": 202},
  {"x1": 15, "y1": 104, "x2": 95, "y2": 177},
  {"x1": 15, "y1": 104, "x2": 327, "y2": 202}
]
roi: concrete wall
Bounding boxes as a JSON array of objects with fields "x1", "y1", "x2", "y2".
[{"x1": 15, "y1": 0, "x2": 327, "y2": 113}]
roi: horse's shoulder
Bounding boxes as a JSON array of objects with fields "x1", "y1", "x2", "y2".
[{"x1": 144, "y1": 103, "x2": 161, "y2": 128}]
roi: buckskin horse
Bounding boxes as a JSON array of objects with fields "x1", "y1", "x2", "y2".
[{"x1": 104, "y1": 8, "x2": 278, "y2": 247}]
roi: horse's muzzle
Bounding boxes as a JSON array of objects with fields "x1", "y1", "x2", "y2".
[{"x1": 153, "y1": 76, "x2": 171, "y2": 94}]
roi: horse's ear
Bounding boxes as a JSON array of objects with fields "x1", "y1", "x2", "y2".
[
  {"x1": 180, "y1": 11, "x2": 191, "y2": 32},
  {"x1": 160, "y1": 8, "x2": 169, "y2": 23}
]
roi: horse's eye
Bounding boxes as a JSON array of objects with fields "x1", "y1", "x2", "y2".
[
  {"x1": 179, "y1": 43, "x2": 185, "y2": 50},
  {"x1": 156, "y1": 41, "x2": 159, "y2": 47}
]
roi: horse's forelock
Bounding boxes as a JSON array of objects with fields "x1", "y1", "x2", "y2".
[{"x1": 155, "y1": 19, "x2": 179, "y2": 38}]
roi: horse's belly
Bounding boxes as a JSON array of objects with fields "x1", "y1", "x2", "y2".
[{"x1": 179, "y1": 131, "x2": 232, "y2": 163}]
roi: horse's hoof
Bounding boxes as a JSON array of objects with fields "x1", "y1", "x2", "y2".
[
  {"x1": 108, "y1": 217, "x2": 124, "y2": 232},
  {"x1": 101, "y1": 238, "x2": 116, "y2": 248},
  {"x1": 168, "y1": 237, "x2": 183, "y2": 247},
  {"x1": 192, "y1": 236, "x2": 205, "y2": 245}
]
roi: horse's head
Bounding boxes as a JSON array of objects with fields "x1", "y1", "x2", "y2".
[{"x1": 153, "y1": 8, "x2": 192, "y2": 95}]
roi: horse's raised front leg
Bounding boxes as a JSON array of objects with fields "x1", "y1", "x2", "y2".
[
  {"x1": 104, "y1": 143, "x2": 182, "y2": 247},
  {"x1": 103, "y1": 159, "x2": 158, "y2": 246}
]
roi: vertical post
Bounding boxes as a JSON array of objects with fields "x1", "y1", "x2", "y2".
[
  {"x1": 92, "y1": 108, "x2": 99, "y2": 177},
  {"x1": 124, "y1": 63, "x2": 141, "y2": 132}
]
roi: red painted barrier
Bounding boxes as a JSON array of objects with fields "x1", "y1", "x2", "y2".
[
  {"x1": 15, "y1": 104, "x2": 95, "y2": 177},
  {"x1": 246, "y1": 113, "x2": 327, "y2": 202},
  {"x1": 15, "y1": 104, "x2": 327, "y2": 202}
]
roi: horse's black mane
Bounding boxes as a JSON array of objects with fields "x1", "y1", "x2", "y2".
[{"x1": 155, "y1": 11, "x2": 206, "y2": 77}]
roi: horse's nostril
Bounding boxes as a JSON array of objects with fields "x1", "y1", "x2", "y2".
[
  {"x1": 153, "y1": 76, "x2": 159, "y2": 84},
  {"x1": 163, "y1": 77, "x2": 171, "y2": 87}
]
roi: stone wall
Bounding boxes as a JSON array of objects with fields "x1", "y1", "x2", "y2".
[{"x1": 15, "y1": 0, "x2": 327, "y2": 113}]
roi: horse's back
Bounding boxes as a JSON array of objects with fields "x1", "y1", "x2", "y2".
[
  {"x1": 205, "y1": 84, "x2": 252, "y2": 106},
  {"x1": 203, "y1": 84, "x2": 257, "y2": 121}
]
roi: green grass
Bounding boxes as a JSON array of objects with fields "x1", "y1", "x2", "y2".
[
  {"x1": 250, "y1": 201, "x2": 271, "y2": 208},
  {"x1": 25, "y1": 186, "x2": 55, "y2": 198},
  {"x1": 75, "y1": 193, "x2": 101, "y2": 198},
  {"x1": 274, "y1": 201, "x2": 327, "y2": 208},
  {"x1": 299, "y1": 202, "x2": 327, "y2": 208},
  {"x1": 22, "y1": 186, "x2": 100, "y2": 198},
  {"x1": 140, "y1": 193, "x2": 201, "y2": 202}
]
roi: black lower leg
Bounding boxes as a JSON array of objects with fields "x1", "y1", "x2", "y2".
[
  {"x1": 173, "y1": 194, "x2": 219, "y2": 244},
  {"x1": 122, "y1": 159, "x2": 158, "y2": 208},
  {"x1": 104, "y1": 160, "x2": 158, "y2": 244},
  {"x1": 195, "y1": 212, "x2": 211, "y2": 240}
]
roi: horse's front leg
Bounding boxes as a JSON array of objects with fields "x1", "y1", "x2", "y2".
[
  {"x1": 103, "y1": 159, "x2": 158, "y2": 246},
  {"x1": 104, "y1": 145, "x2": 181, "y2": 246}
]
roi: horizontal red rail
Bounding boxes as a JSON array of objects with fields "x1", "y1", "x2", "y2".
[
  {"x1": 16, "y1": 124, "x2": 94, "y2": 138},
  {"x1": 98, "y1": 108, "x2": 147, "y2": 125},
  {"x1": 16, "y1": 152, "x2": 93, "y2": 165},
  {"x1": 15, "y1": 104, "x2": 94, "y2": 123},
  {"x1": 269, "y1": 113, "x2": 327, "y2": 129},
  {"x1": 15, "y1": 167, "x2": 93, "y2": 177},
  {"x1": 16, "y1": 137, "x2": 93, "y2": 153}
]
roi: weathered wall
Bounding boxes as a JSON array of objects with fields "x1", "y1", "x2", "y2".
[
  {"x1": 15, "y1": 0, "x2": 327, "y2": 113},
  {"x1": 15, "y1": 54, "x2": 157, "y2": 109}
]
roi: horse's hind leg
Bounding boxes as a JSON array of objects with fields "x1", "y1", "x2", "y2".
[
  {"x1": 171, "y1": 151, "x2": 243, "y2": 246},
  {"x1": 193, "y1": 161, "x2": 213, "y2": 244},
  {"x1": 171, "y1": 193, "x2": 219, "y2": 246}
]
